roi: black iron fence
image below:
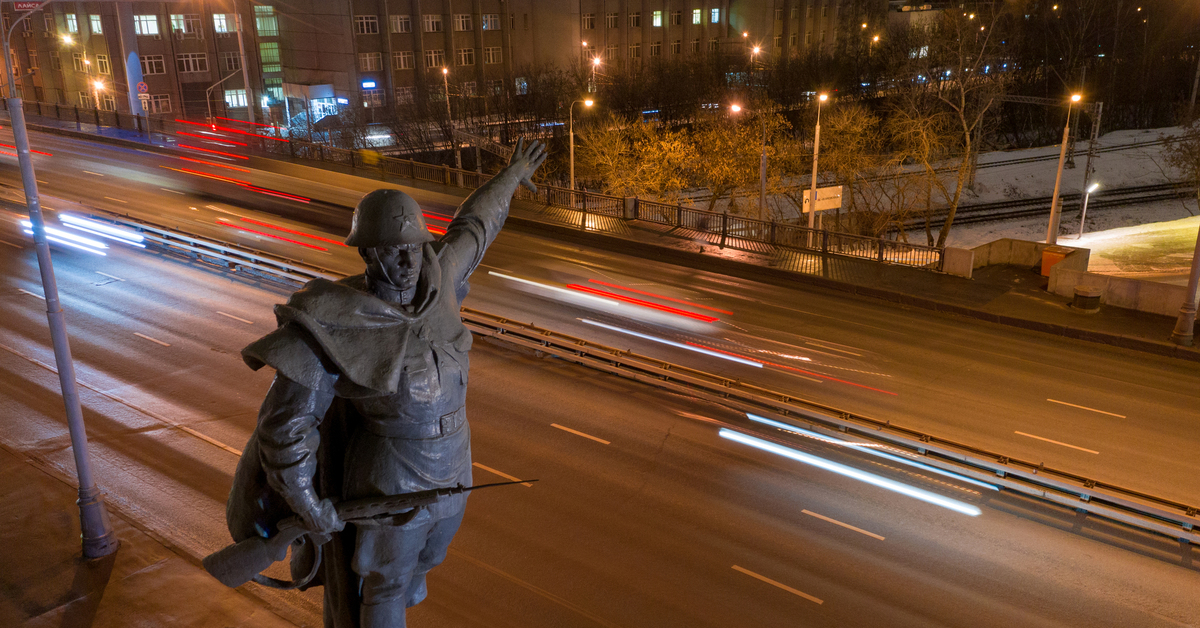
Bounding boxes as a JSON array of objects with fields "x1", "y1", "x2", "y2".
[{"x1": 3, "y1": 100, "x2": 944, "y2": 272}]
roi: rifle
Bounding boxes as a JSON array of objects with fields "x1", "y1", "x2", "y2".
[{"x1": 203, "y1": 479, "x2": 534, "y2": 589}]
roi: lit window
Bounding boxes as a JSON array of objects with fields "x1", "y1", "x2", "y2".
[
  {"x1": 66, "y1": 14, "x2": 78, "y2": 33},
  {"x1": 652, "y1": 10, "x2": 662, "y2": 27},
  {"x1": 692, "y1": 9, "x2": 701, "y2": 24},
  {"x1": 259, "y1": 42, "x2": 281, "y2": 72},
  {"x1": 390, "y1": 15, "x2": 411, "y2": 33},
  {"x1": 225, "y1": 89, "x2": 247, "y2": 107},
  {"x1": 213, "y1": 14, "x2": 230, "y2": 33},
  {"x1": 711, "y1": 8, "x2": 720, "y2": 23},
  {"x1": 483, "y1": 47, "x2": 502, "y2": 64},
  {"x1": 359, "y1": 52, "x2": 382, "y2": 71},
  {"x1": 482, "y1": 14, "x2": 500, "y2": 30},
  {"x1": 89, "y1": 15, "x2": 102, "y2": 34},
  {"x1": 254, "y1": 6, "x2": 278, "y2": 37},
  {"x1": 133, "y1": 15, "x2": 158, "y2": 35},
  {"x1": 514, "y1": 77, "x2": 527, "y2": 95}
]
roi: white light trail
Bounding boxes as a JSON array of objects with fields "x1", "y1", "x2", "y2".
[
  {"x1": 719, "y1": 429, "x2": 983, "y2": 516},
  {"x1": 21, "y1": 221, "x2": 107, "y2": 255},
  {"x1": 581, "y1": 319, "x2": 763, "y2": 367},
  {"x1": 487, "y1": 271, "x2": 622, "y2": 308},
  {"x1": 59, "y1": 214, "x2": 145, "y2": 248},
  {"x1": 746, "y1": 414, "x2": 998, "y2": 491}
]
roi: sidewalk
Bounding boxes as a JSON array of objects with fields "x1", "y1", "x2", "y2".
[{"x1": 0, "y1": 443, "x2": 296, "y2": 628}]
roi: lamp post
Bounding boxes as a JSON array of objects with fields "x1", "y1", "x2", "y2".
[
  {"x1": 2, "y1": 1, "x2": 117, "y2": 558},
  {"x1": 730, "y1": 103, "x2": 769, "y2": 220},
  {"x1": 442, "y1": 67, "x2": 462, "y2": 177},
  {"x1": 1172, "y1": 224, "x2": 1200, "y2": 346},
  {"x1": 1046, "y1": 93, "x2": 1082, "y2": 245},
  {"x1": 92, "y1": 80, "x2": 104, "y2": 110},
  {"x1": 569, "y1": 98, "x2": 593, "y2": 191},
  {"x1": 808, "y1": 93, "x2": 828, "y2": 244},
  {"x1": 1076, "y1": 182, "x2": 1099, "y2": 239},
  {"x1": 590, "y1": 56, "x2": 601, "y2": 93}
]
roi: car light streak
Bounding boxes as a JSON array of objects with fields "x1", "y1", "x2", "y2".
[
  {"x1": 177, "y1": 156, "x2": 252, "y2": 172},
  {"x1": 177, "y1": 130, "x2": 249, "y2": 146},
  {"x1": 690, "y1": 343, "x2": 897, "y2": 396},
  {"x1": 719, "y1": 429, "x2": 983, "y2": 516},
  {"x1": 59, "y1": 214, "x2": 145, "y2": 248},
  {"x1": 214, "y1": 116, "x2": 284, "y2": 131},
  {"x1": 238, "y1": 184, "x2": 311, "y2": 203},
  {"x1": 173, "y1": 119, "x2": 288, "y2": 142},
  {"x1": 161, "y1": 165, "x2": 251, "y2": 186},
  {"x1": 568, "y1": 284, "x2": 719, "y2": 322},
  {"x1": 580, "y1": 319, "x2": 763, "y2": 367},
  {"x1": 488, "y1": 272, "x2": 622, "y2": 308},
  {"x1": 216, "y1": 218, "x2": 328, "y2": 251},
  {"x1": 587, "y1": 279, "x2": 733, "y2": 315},
  {"x1": 746, "y1": 414, "x2": 998, "y2": 491},
  {"x1": 21, "y1": 221, "x2": 107, "y2": 255},
  {"x1": 422, "y1": 212, "x2": 451, "y2": 223},
  {"x1": 428, "y1": 225, "x2": 446, "y2": 235},
  {"x1": 179, "y1": 144, "x2": 249, "y2": 160},
  {"x1": 0, "y1": 142, "x2": 51, "y2": 156},
  {"x1": 238, "y1": 217, "x2": 347, "y2": 246}
]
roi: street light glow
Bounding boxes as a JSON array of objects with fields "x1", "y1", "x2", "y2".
[
  {"x1": 593, "y1": 57, "x2": 601, "y2": 66},
  {"x1": 730, "y1": 104, "x2": 742, "y2": 113},
  {"x1": 584, "y1": 99, "x2": 593, "y2": 107},
  {"x1": 1071, "y1": 94, "x2": 1082, "y2": 102},
  {"x1": 581, "y1": 41, "x2": 587, "y2": 47},
  {"x1": 818, "y1": 93, "x2": 828, "y2": 102},
  {"x1": 862, "y1": 23, "x2": 868, "y2": 28},
  {"x1": 752, "y1": 46, "x2": 761, "y2": 54},
  {"x1": 442, "y1": 67, "x2": 448, "y2": 75},
  {"x1": 873, "y1": 35, "x2": 880, "y2": 42},
  {"x1": 61, "y1": 35, "x2": 73, "y2": 45},
  {"x1": 93, "y1": 80, "x2": 104, "y2": 90},
  {"x1": 742, "y1": 31, "x2": 749, "y2": 37},
  {"x1": 1088, "y1": 183, "x2": 1100, "y2": 193}
]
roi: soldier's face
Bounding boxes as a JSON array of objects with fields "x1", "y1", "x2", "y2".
[{"x1": 368, "y1": 244, "x2": 423, "y2": 293}]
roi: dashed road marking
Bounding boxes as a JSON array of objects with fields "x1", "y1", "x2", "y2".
[
  {"x1": 17, "y1": 288, "x2": 44, "y2": 300},
  {"x1": 1046, "y1": 398, "x2": 1126, "y2": 419},
  {"x1": 160, "y1": 188, "x2": 185, "y2": 195},
  {"x1": 0, "y1": 237, "x2": 22, "y2": 248},
  {"x1": 133, "y1": 332, "x2": 171, "y2": 347},
  {"x1": 102, "y1": 196, "x2": 128, "y2": 204},
  {"x1": 82, "y1": 170, "x2": 104, "y2": 176},
  {"x1": 95, "y1": 271, "x2": 124, "y2": 281},
  {"x1": 551, "y1": 423, "x2": 610, "y2": 445},
  {"x1": 1014, "y1": 431, "x2": 1099, "y2": 455},
  {"x1": 472, "y1": 462, "x2": 534, "y2": 487},
  {"x1": 802, "y1": 510, "x2": 885, "y2": 540},
  {"x1": 215, "y1": 311, "x2": 253, "y2": 325},
  {"x1": 732, "y1": 566, "x2": 823, "y2": 605}
]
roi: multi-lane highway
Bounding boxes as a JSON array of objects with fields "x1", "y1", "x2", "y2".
[{"x1": 1, "y1": 126, "x2": 1198, "y2": 626}]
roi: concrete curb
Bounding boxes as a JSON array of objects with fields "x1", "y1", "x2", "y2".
[{"x1": 507, "y1": 215, "x2": 1200, "y2": 363}]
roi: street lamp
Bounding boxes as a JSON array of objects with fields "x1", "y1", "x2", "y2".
[
  {"x1": 441, "y1": 67, "x2": 462, "y2": 174},
  {"x1": 590, "y1": 56, "x2": 601, "y2": 93},
  {"x1": 1076, "y1": 182, "x2": 1099, "y2": 238},
  {"x1": 569, "y1": 98, "x2": 593, "y2": 191},
  {"x1": 1, "y1": 0, "x2": 116, "y2": 558},
  {"x1": 808, "y1": 93, "x2": 829, "y2": 242},
  {"x1": 1046, "y1": 93, "x2": 1082, "y2": 245},
  {"x1": 92, "y1": 80, "x2": 104, "y2": 110}
]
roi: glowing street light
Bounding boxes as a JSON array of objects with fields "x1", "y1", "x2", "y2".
[
  {"x1": 730, "y1": 103, "x2": 742, "y2": 113},
  {"x1": 1046, "y1": 94, "x2": 1083, "y2": 244},
  {"x1": 569, "y1": 98, "x2": 594, "y2": 191},
  {"x1": 1076, "y1": 182, "x2": 1100, "y2": 239},
  {"x1": 441, "y1": 67, "x2": 462, "y2": 176},
  {"x1": 61, "y1": 34, "x2": 73, "y2": 45},
  {"x1": 808, "y1": 93, "x2": 829, "y2": 244}
]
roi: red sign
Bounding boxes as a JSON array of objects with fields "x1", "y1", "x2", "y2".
[{"x1": 14, "y1": 2, "x2": 42, "y2": 10}]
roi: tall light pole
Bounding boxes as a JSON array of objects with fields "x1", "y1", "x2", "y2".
[
  {"x1": 234, "y1": 11, "x2": 255, "y2": 125},
  {"x1": 590, "y1": 56, "x2": 601, "y2": 93},
  {"x1": 1172, "y1": 224, "x2": 1200, "y2": 346},
  {"x1": 442, "y1": 67, "x2": 462, "y2": 175},
  {"x1": 730, "y1": 103, "x2": 769, "y2": 220},
  {"x1": 569, "y1": 98, "x2": 593, "y2": 191},
  {"x1": 1076, "y1": 182, "x2": 1099, "y2": 238},
  {"x1": 1046, "y1": 93, "x2": 1082, "y2": 245},
  {"x1": 92, "y1": 80, "x2": 105, "y2": 110},
  {"x1": 808, "y1": 93, "x2": 828, "y2": 243},
  {"x1": 2, "y1": 1, "x2": 117, "y2": 558}
]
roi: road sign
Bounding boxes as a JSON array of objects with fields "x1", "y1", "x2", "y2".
[
  {"x1": 801, "y1": 185, "x2": 843, "y2": 213},
  {"x1": 14, "y1": 2, "x2": 42, "y2": 11},
  {"x1": 136, "y1": 81, "x2": 149, "y2": 94},
  {"x1": 138, "y1": 93, "x2": 151, "y2": 101}
]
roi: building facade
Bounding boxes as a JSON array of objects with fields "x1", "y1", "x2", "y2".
[{"x1": 0, "y1": 1, "x2": 866, "y2": 125}]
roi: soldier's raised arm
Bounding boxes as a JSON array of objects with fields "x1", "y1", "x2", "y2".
[{"x1": 438, "y1": 139, "x2": 548, "y2": 291}]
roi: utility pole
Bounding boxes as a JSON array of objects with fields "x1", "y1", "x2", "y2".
[
  {"x1": 235, "y1": 10, "x2": 255, "y2": 125},
  {"x1": 2, "y1": 2, "x2": 117, "y2": 558},
  {"x1": 1171, "y1": 223, "x2": 1200, "y2": 346}
]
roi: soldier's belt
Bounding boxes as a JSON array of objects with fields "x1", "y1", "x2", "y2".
[{"x1": 362, "y1": 407, "x2": 465, "y2": 439}]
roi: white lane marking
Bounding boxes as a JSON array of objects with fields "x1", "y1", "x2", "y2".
[
  {"x1": 82, "y1": 170, "x2": 104, "y2": 176},
  {"x1": 133, "y1": 332, "x2": 171, "y2": 347},
  {"x1": 472, "y1": 462, "x2": 534, "y2": 487},
  {"x1": 1014, "y1": 431, "x2": 1099, "y2": 455},
  {"x1": 0, "y1": 341, "x2": 241, "y2": 456},
  {"x1": 1046, "y1": 398, "x2": 1126, "y2": 419},
  {"x1": 207, "y1": 205, "x2": 239, "y2": 216},
  {"x1": 551, "y1": 423, "x2": 611, "y2": 445},
  {"x1": 731, "y1": 566, "x2": 823, "y2": 605},
  {"x1": 95, "y1": 271, "x2": 124, "y2": 281},
  {"x1": 36, "y1": 180, "x2": 48, "y2": 185},
  {"x1": 215, "y1": 311, "x2": 253, "y2": 325},
  {"x1": 102, "y1": 196, "x2": 128, "y2": 204},
  {"x1": 17, "y1": 288, "x2": 45, "y2": 300},
  {"x1": 801, "y1": 510, "x2": 885, "y2": 541},
  {"x1": 160, "y1": 187, "x2": 185, "y2": 195},
  {"x1": 0, "y1": 237, "x2": 22, "y2": 248},
  {"x1": 804, "y1": 341, "x2": 862, "y2": 357}
]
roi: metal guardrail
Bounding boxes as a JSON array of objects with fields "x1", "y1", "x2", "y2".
[
  {"x1": 81, "y1": 207, "x2": 1200, "y2": 546},
  {"x1": 1, "y1": 98, "x2": 945, "y2": 273}
]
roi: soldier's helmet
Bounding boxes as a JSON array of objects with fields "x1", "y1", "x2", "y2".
[{"x1": 344, "y1": 189, "x2": 435, "y2": 247}]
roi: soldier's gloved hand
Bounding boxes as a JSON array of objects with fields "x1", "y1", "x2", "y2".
[{"x1": 299, "y1": 498, "x2": 344, "y2": 545}]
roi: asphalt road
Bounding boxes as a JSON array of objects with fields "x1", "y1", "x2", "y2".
[
  {"x1": 3, "y1": 127, "x2": 1199, "y2": 508},
  {"x1": 1, "y1": 225, "x2": 1197, "y2": 627}
]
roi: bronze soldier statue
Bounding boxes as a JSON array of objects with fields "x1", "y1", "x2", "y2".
[{"x1": 221, "y1": 140, "x2": 547, "y2": 627}]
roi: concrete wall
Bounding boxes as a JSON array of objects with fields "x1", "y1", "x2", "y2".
[
  {"x1": 942, "y1": 247, "x2": 974, "y2": 278},
  {"x1": 970, "y1": 238, "x2": 1089, "y2": 271},
  {"x1": 1049, "y1": 269, "x2": 1190, "y2": 317}
]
